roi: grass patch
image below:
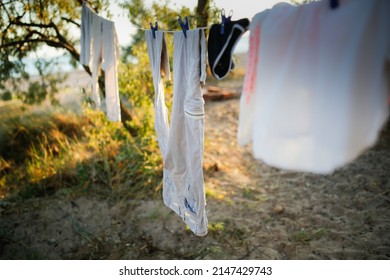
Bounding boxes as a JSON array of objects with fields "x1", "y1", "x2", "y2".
[{"x1": 0, "y1": 101, "x2": 162, "y2": 201}]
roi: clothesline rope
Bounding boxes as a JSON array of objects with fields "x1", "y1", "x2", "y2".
[
  {"x1": 130, "y1": 24, "x2": 212, "y2": 33},
  {"x1": 127, "y1": 9, "x2": 213, "y2": 32}
]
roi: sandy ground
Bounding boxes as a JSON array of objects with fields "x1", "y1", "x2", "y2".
[{"x1": 1, "y1": 95, "x2": 389, "y2": 260}]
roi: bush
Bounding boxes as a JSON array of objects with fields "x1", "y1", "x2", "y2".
[{"x1": 0, "y1": 103, "x2": 162, "y2": 200}]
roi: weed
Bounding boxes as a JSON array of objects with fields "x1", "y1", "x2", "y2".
[
  {"x1": 206, "y1": 186, "x2": 225, "y2": 201},
  {"x1": 295, "y1": 228, "x2": 327, "y2": 243},
  {"x1": 295, "y1": 228, "x2": 311, "y2": 243},
  {"x1": 208, "y1": 222, "x2": 225, "y2": 235}
]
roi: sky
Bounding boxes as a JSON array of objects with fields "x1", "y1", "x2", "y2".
[{"x1": 112, "y1": 0, "x2": 284, "y2": 47}]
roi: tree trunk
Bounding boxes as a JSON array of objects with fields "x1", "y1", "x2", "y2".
[
  {"x1": 196, "y1": 0, "x2": 209, "y2": 28},
  {"x1": 67, "y1": 45, "x2": 137, "y2": 136},
  {"x1": 97, "y1": 76, "x2": 135, "y2": 136}
]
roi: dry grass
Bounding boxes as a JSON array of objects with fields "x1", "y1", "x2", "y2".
[{"x1": 0, "y1": 100, "x2": 162, "y2": 201}]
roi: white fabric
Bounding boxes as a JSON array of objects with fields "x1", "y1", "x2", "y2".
[
  {"x1": 238, "y1": 0, "x2": 390, "y2": 174},
  {"x1": 146, "y1": 29, "x2": 208, "y2": 236},
  {"x1": 145, "y1": 31, "x2": 170, "y2": 159},
  {"x1": 80, "y1": 2, "x2": 121, "y2": 122},
  {"x1": 80, "y1": 2, "x2": 92, "y2": 66}
]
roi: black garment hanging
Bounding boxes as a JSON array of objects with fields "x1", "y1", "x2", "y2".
[{"x1": 208, "y1": 17, "x2": 249, "y2": 80}]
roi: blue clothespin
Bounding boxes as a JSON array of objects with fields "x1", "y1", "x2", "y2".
[
  {"x1": 178, "y1": 16, "x2": 189, "y2": 38},
  {"x1": 150, "y1": 21, "x2": 158, "y2": 39},
  {"x1": 221, "y1": 9, "x2": 233, "y2": 35}
]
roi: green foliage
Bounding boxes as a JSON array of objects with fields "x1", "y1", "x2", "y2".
[
  {"x1": 0, "y1": 51, "x2": 29, "y2": 101},
  {"x1": 120, "y1": 0, "x2": 218, "y2": 59},
  {"x1": 77, "y1": 108, "x2": 162, "y2": 196},
  {"x1": 0, "y1": 102, "x2": 162, "y2": 200},
  {"x1": 17, "y1": 58, "x2": 67, "y2": 105},
  {"x1": 118, "y1": 50, "x2": 158, "y2": 138},
  {"x1": 122, "y1": 0, "x2": 192, "y2": 50},
  {"x1": 0, "y1": 0, "x2": 108, "y2": 103}
]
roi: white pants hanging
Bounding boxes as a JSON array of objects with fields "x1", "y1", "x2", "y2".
[
  {"x1": 145, "y1": 29, "x2": 208, "y2": 236},
  {"x1": 80, "y1": 3, "x2": 121, "y2": 122},
  {"x1": 145, "y1": 31, "x2": 170, "y2": 159}
]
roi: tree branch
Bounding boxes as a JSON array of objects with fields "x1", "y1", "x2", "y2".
[
  {"x1": 196, "y1": 0, "x2": 209, "y2": 28},
  {"x1": 49, "y1": 21, "x2": 68, "y2": 45},
  {"x1": 0, "y1": 37, "x2": 75, "y2": 61},
  {"x1": 0, "y1": 38, "x2": 48, "y2": 49},
  {"x1": 61, "y1": 17, "x2": 81, "y2": 28},
  {"x1": 10, "y1": 20, "x2": 53, "y2": 29}
]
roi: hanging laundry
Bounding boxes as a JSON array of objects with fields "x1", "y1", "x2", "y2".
[
  {"x1": 207, "y1": 11, "x2": 249, "y2": 80},
  {"x1": 238, "y1": 0, "x2": 390, "y2": 174},
  {"x1": 145, "y1": 28, "x2": 208, "y2": 236},
  {"x1": 80, "y1": 2, "x2": 121, "y2": 122},
  {"x1": 145, "y1": 30, "x2": 170, "y2": 159},
  {"x1": 80, "y1": 2, "x2": 93, "y2": 66}
]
